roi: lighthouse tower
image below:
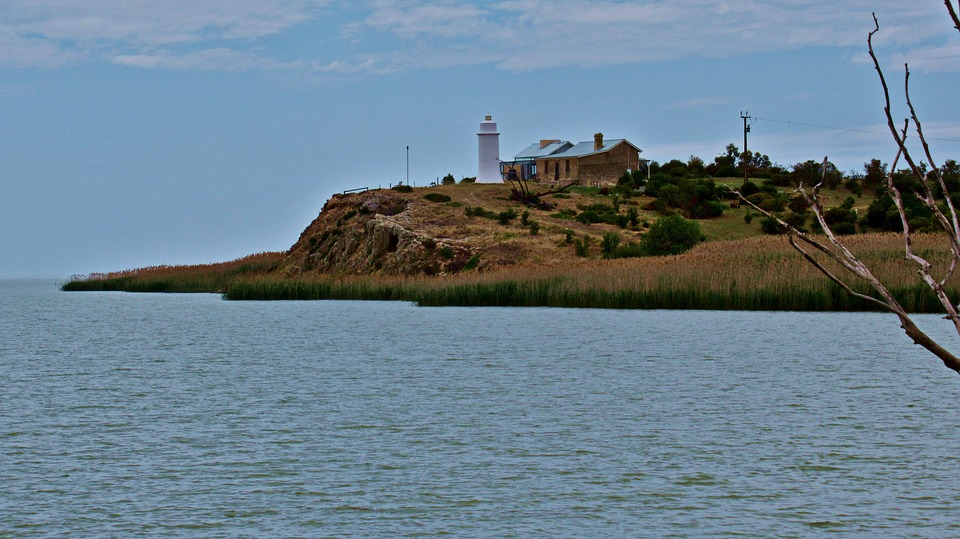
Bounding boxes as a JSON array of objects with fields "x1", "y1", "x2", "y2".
[{"x1": 477, "y1": 115, "x2": 501, "y2": 183}]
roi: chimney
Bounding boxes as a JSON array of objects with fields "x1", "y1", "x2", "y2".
[
  {"x1": 594, "y1": 133, "x2": 604, "y2": 151},
  {"x1": 540, "y1": 139, "x2": 560, "y2": 149}
]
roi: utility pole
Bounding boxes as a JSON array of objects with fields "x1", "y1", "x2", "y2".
[
  {"x1": 406, "y1": 146, "x2": 409, "y2": 185},
  {"x1": 740, "y1": 111, "x2": 751, "y2": 184}
]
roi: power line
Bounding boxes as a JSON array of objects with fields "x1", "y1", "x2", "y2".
[{"x1": 753, "y1": 116, "x2": 960, "y2": 143}]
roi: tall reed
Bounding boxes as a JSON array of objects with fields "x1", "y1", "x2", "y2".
[
  {"x1": 223, "y1": 234, "x2": 960, "y2": 312},
  {"x1": 62, "y1": 252, "x2": 285, "y2": 293},
  {"x1": 65, "y1": 234, "x2": 960, "y2": 313}
]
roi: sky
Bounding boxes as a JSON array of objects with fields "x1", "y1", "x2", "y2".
[{"x1": 2, "y1": 0, "x2": 960, "y2": 278}]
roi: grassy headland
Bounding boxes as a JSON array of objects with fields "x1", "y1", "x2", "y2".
[{"x1": 63, "y1": 182, "x2": 960, "y2": 312}]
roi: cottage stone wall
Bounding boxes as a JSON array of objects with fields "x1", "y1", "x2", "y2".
[
  {"x1": 538, "y1": 142, "x2": 640, "y2": 185},
  {"x1": 577, "y1": 143, "x2": 640, "y2": 185}
]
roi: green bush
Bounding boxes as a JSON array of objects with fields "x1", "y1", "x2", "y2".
[
  {"x1": 641, "y1": 215, "x2": 703, "y2": 256},
  {"x1": 529, "y1": 221, "x2": 540, "y2": 235},
  {"x1": 760, "y1": 216, "x2": 787, "y2": 235},
  {"x1": 465, "y1": 206, "x2": 497, "y2": 219},
  {"x1": 575, "y1": 211, "x2": 603, "y2": 224},
  {"x1": 463, "y1": 254, "x2": 480, "y2": 271},
  {"x1": 550, "y1": 208, "x2": 577, "y2": 220},
  {"x1": 392, "y1": 184, "x2": 414, "y2": 193},
  {"x1": 783, "y1": 211, "x2": 808, "y2": 232},
  {"x1": 689, "y1": 200, "x2": 725, "y2": 219},
  {"x1": 423, "y1": 193, "x2": 451, "y2": 203},
  {"x1": 574, "y1": 235, "x2": 591, "y2": 257},
  {"x1": 601, "y1": 232, "x2": 621, "y2": 257},
  {"x1": 498, "y1": 208, "x2": 519, "y2": 225},
  {"x1": 441, "y1": 173, "x2": 456, "y2": 185},
  {"x1": 609, "y1": 243, "x2": 645, "y2": 259}
]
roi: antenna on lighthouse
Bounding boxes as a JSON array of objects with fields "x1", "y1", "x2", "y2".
[{"x1": 477, "y1": 115, "x2": 501, "y2": 183}]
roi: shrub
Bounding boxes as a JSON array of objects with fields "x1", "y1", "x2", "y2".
[
  {"x1": 423, "y1": 193, "x2": 451, "y2": 203},
  {"x1": 689, "y1": 200, "x2": 725, "y2": 219},
  {"x1": 439, "y1": 246, "x2": 454, "y2": 259},
  {"x1": 392, "y1": 184, "x2": 414, "y2": 193},
  {"x1": 441, "y1": 173, "x2": 456, "y2": 185},
  {"x1": 783, "y1": 211, "x2": 808, "y2": 232},
  {"x1": 575, "y1": 211, "x2": 603, "y2": 224},
  {"x1": 463, "y1": 254, "x2": 480, "y2": 271},
  {"x1": 760, "y1": 216, "x2": 787, "y2": 234},
  {"x1": 465, "y1": 206, "x2": 497, "y2": 219},
  {"x1": 610, "y1": 243, "x2": 645, "y2": 258},
  {"x1": 550, "y1": 208, "x2": 577, "y2": 220},
  {"x1": 641, "y1": 215, "x2": 703, "y2": 256},
  {"x1": 460, "y1": 176, "x2": 476, "y2": 184},
  {"x1": 529, "y1": 221, "x2": 540, "y2": 235},
  {"x1": 628, "y1": 207, "x2": 640, "y2": 227},
  {"x1": 744, "y1": 212, "x2": 753, "y2": 224},
  {"x1": 739, "y1": 181, "x2": 761, "y2": 197},
  {"x1": 574, "y1": 235, "x2": 591, "y2": 257},
  {"x1": 498, "y1": 208, "x2": 519, "y2": 225},
  {"x1": 601, "y1": 232, "x2": 621, "y2": 257},
  {"x1": 563, "y1": 229, "x2": 574, "y2": 243},
  {"x1": 422, "y1": 238, "x2": 437, "y2": 250},
  {"x1": 520, "y1": 210, "x2": 530, "y2": 226}
]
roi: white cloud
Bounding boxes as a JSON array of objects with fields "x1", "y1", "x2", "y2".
[
  {"x1": 890, "y1": 44, "x2": 960, "y2": 73},
  {"x1": 358, "y1": 2, "x2": 503, "y2": 39},
  {"x1": 0, "y1": 0, "x2": 955, "y2": 74},
  {"x1": 111, "y1": 48, "x2": 295, "y2": 71},
  {"x1": 0, "y1": 25, "x2": 84, "y2": 67},
  {"x1": 0, "y1": 0, "x2": 331, "y2": 69},
  {"x1": 3, "y1": 0, "x2": 327, "y2": 44}
]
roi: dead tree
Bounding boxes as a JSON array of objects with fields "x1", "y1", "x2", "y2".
[
  {"x1": 737, "y1": 5, "x2": 960, "y2": 375},
  {"x1": 502, "y1": 162, "x2": 578, "y2": 208}
]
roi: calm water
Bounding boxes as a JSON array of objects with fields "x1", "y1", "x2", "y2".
[{"x1": 3, "y1": 279, "x2": 960, "y2": 537}]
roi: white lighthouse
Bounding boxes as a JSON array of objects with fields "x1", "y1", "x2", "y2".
[{"x1": 477, "y1": 115, "x2": 501, "y2": 183}]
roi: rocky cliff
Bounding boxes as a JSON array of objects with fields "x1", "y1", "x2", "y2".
[
  {"x1": 284, "y1": 189, "x2": 477, "y2": 276},
  {"x1": 281, "y1": 183, "x2": 648, "y2": 277}
]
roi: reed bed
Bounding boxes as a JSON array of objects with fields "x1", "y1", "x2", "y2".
[
  {"x1": 62, "y1": 252, "x2": 285, "y2": 293},
  {"x1": 224, "y1": 234, "x2": 960, "y2": 312}
]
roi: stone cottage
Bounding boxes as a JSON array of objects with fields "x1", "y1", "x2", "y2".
[{"x1": 503, "y1": 133, "x2": 642, "y2": 186}]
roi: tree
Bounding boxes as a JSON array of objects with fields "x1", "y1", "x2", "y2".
[
  {"x1": 863, "y1": 158, "x2": 888, "y2": 189},
  {"x1": 793, "y1": 159, "x2": 843, "y2": 189},
  {"x1": 706, "y1": 144, "x2": 739, "y2": 177},
  {"x1": 737, "y1": 5, "x2": 960, "y2": 375},
  {"x1": 687, "y1": 155, "x2": 705, "y2": 176},
  {"x1": 641, "y1": 215, "x2": 703, "y2": 256}
]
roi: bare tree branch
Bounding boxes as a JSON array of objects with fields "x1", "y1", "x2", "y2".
[
  {"x1": 742, "y1": 11, "x2": 960, "y2": 374},
  {"x1": 946, "y1": 0, "x2": 960, "y2": 31}
]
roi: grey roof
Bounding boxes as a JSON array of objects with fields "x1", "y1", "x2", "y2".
[
  {"x1": 513, "y1": 141, "x2": 573, "y2": 160},
  {"x1": 546, "y1": 138, "x2": 640, "y2": 159}
]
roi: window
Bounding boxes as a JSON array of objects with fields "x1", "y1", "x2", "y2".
[{"x1": 565, "y1": 160, "x2": 570, "y2": 174}]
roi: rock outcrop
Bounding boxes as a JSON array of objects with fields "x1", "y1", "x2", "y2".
[{"x1": 284, "y1": 191, "x2": 474, "y2": 276}]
